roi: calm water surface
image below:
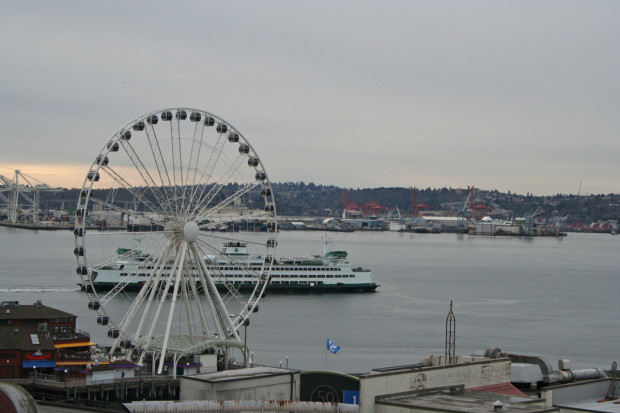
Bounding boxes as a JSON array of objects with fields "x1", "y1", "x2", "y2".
[{"x1": 0, "y1": 226, "x2": 618, "y2": 373}]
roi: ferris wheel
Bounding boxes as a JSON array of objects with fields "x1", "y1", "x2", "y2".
[{"x1": 73, "y1": 108, "x2": 277, "y2": 373}]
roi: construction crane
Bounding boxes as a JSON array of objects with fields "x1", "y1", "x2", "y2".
[
  {"x1": 361, "y1": 199, "x2": 389, "y2": 217},
  {"x1": 0, "y1": 170, "x2": 55, "y2": 224},
  {"x1": 410, "y1": 187, "x2": 433, "y2": 217},
  {"x1": 341, "y1": 190, "x2": 364, "y2": 218},
  {"x1": 458, "y1": 186, "x2": 493, "y2": 220}
]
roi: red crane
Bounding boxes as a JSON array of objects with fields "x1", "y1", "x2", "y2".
[
  {"x1": 410, "y1": 187, "x2": 433, "y2": 217},
  {"x1": 361, "y1": 199, "x2": 388, "y2": 217},
  {"x1": 465, "y1": 186, "x2": 494, "y2": 220},
  {"x1": 342, "y1": 190, "x2": 363, "y2": 217}
]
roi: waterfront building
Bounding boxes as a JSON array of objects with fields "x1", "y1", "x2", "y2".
[{"x1": 0, "y1": 300, "x2": 94, "y2": 379}]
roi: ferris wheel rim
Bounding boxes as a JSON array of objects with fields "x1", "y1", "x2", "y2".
[{"x1": 73, "y1": 107, "x2": 277, "y2": 361}]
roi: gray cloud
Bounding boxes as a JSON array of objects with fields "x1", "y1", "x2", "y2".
[{"x1": 0, "y1": 1, "x2": 618, "y2": 195}]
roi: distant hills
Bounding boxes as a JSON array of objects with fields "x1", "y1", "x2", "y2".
[{"x1": 35, "y1": 183, "x2": 619, "y2": 224}]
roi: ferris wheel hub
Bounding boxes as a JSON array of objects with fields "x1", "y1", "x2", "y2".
[{"x1": 183, "y1": 221, "x2": 200, "y2": 242}]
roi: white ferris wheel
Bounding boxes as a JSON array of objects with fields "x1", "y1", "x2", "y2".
[{"x1": 73, "y1": 108, "x2": 277, "y2": 373}]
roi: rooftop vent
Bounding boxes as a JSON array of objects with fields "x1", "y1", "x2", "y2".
[{"x1": 493, "y1": 400, "x2": 503, "y2": 411}]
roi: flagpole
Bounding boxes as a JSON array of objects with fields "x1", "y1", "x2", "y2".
[{"x1": 324, "y1": 337, "x2": 328, "y2": 371}]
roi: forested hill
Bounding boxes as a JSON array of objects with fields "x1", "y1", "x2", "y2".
[
  {"x1": 270, "y1": 182, "x2": 620, "y2": 223},
  {"x1": 37, "y1": 183, "x2": 619, "y2": 223}
]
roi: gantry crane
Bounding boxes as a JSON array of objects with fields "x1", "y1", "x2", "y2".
[{"x1": 0, "y1": 170, "x2": 55, "y2": 223}]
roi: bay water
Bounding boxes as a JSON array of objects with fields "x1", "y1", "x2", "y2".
[{"x1": 0, "y1": 226, "x2": 618, "y2": 373}]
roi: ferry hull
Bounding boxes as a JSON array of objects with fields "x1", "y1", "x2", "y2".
[{"x1": 90, "y1": 281, "x2": 378, "y2": 293}]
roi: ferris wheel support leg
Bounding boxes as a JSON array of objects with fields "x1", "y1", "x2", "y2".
[
  {"x1": 142, "y1": 249, "x2": 181, "y2": 367},
  {"x1": 190, "y1": 242, "x2": 237, "y2": 339},
  {"x1": 127, "y1": 245, "x2": 173, "y2": 361},
  {"x1": 184, "y1": 249, "x2": 211, "y2": 336},
  {"x1": 157, "y1": 243, "x2": 188, "y2": 375}
]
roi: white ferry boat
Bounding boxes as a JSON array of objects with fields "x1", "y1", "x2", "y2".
[{"x1": 90, "y1": 238, "x2": 378, "y2": 293}]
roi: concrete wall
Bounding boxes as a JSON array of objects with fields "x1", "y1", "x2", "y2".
[
  {"x1": 541, "y1": 378, "x2": 613, "y2": 410},
  {"x1": 181, "y1": 368, "x2": 300, "y2": 402},
  {"x1": 358, "y1": 358, "x2": 511, "y2": 413}
]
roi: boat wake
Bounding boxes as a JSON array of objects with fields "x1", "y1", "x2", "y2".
[{"x1": 0, "y1": 287, "x2": 80, "y2": 293}]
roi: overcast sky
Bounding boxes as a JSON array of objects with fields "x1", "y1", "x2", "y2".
[{"x1": 1, "y1": 1, "x2": 618, "y2": 195}]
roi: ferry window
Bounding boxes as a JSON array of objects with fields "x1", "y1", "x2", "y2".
[
  {"x1": 350, "y1": 274, "x2": 355, "y2": 278},
  {"x1": 291, "y1": 281, "x2": 298, "y2": 284},
  {"x1": 120, "y1": 273, "x2": 128, "y2": 276},
  {"x1": 308, "y1": 275, "x2": 315, "y2": 278},
  {"x1": 335, "y1": 275, "x2": 341, "y2": 278},
  {"x1": 317, "y1": 275, "x2": 325, "y2": 278},
  {"x1": 299, "y1": 281, "x2": 307, "y2": 284},
  {"x1": 299, "y1": 275, "x2": 307, "y2": 278},
  {"x1": 235, "y1": 275, "x2": 243, "y2": 278},
  {"x1": 272, "y1": 281, "x2": 280, "y2": 284},
  {"x1": 290, "y1": 275, "x2": 297, "y2": 278},
  {"x1": 317, "y1": 281, "x2": 323, "y2": 284},
  {"x1": 326, "y1": 275, "x2": 334, "y2": 278}
]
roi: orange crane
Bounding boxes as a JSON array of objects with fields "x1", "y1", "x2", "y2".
[
  {"x1": 465, "y1": 186, "x2": 493, "y2": 220},
  {"x1": 410, "y1": 187, "x2": 433, "y2": 217},
  {"x1": 342, "y1": 190, "x2": 364, "y2": 217}
]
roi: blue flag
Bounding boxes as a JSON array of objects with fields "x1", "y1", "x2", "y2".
[{"x1": 327, "y1": 338, "x2": 340, "y2": 354}]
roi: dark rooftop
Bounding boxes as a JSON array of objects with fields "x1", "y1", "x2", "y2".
[
  {"x1": 0, "y1": 324, "x2": 55, "y2": 351},
  {"x1": 0, "y1": 301, "x2": 75, "y2": 321}
]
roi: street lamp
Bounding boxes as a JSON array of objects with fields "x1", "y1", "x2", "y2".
[
  {"x1": 243, "y1": 319, "x2": 250, "y2": 368},
  {"x1": 64, "y1": 368, "x2": 68, "y2": 391}
]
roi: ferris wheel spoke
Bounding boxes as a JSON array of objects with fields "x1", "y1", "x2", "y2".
[
  {"x1": 183, "y1": 119, "x2": 207, "y2": 203},
  {"x1": 194, "y1": 181, "x2": 262, "y2": 224},
  {"x1": 193, "y1": 237, "x2": 262, "y2": 276},
  {"x1": 184, "y1": 133, "x2": 228, "y2": 217},
  {"x1": 189, "y1": 242, "x2": 239, "y2": 339},
  {"x1": 116, "y1": 244, "x2": 172, "y2": 333},
  {"x1": 195, "y1": 231, "x2": 269, "y2": 250},
  {"x1": 138, "y1": 247, "x2": 183, "y2": 362},
  {"x1": 118, "y1": 139, "x2": 171, "y2": 210},
  {"x1": 97, "y1": 242, "x2": 169, "y2": 306},
  {"x1": 89, "y1": 235, "x2": 165, "y2": 273},
  {"x1": 156, "y1": 243, "x2": 188, "y2": 374},
  {"x1": 126, "y1": 245, "x2": 174, "y2": 360},
  {"x1": 188, "y1": 153, "x2": 248, "y2": 218},
  {"x1": 143, "y1": 121, "x2": 176, "y2": 206},
  {"x1": 85, "y1": 195, "x2": 161, "y2": 227},
  {"x1": 197, "y1": 209, "x2": 271, "y2": 231},
  {"x1": 192, "y1": 240, "x2": 262, "y2": 310},
  {"x1": 99, "y1": 165, "x2": 168, "y2": 217},
  {"x1": 184, "y1": 246, "x2": 214, "y2": 335}
]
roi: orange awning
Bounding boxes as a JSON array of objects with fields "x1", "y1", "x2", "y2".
[
  {"x1": 55, "y1": 341, "x2": 97, "y2": 349},
  {"x1": 56, "y1": 361, "x2": 109, "y2": 366}
]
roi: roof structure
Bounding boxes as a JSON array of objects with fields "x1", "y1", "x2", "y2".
[
  {"x1": 0, "y1": 301, "x2": 75, "y2": 322},
  {"x1": 0, "y1": 324, "x2": 55, "y2": 352},
  {"x1": 376, "y1": 385, "x2": 556, "y2": 412}
]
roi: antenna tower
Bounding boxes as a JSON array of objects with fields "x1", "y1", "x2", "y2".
[{"x1": 445, "y1": 301, "x2": 456, "y2": 364}]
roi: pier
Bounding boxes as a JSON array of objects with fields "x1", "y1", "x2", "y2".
[{"x1": 8, "y1": 374, "x2": 179, "y2": 410}]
